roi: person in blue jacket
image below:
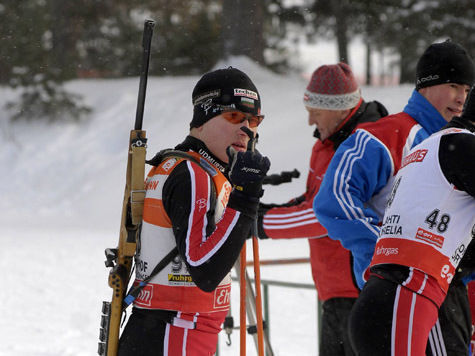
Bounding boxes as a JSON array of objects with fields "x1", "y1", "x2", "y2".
[{"x1": 313, "y1": 39, "x2": 475, "y2": 355}]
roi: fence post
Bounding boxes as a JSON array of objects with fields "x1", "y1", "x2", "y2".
[
  {"x1": 263, "y1": 283, "x2": 270, "y2": 356},
  {"x1": 317, "y1": 298, "x2": 322, "y2": 351}
]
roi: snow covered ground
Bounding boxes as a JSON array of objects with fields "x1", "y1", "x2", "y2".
[{"x1": 0, "y1": 57, "x2": 412, "y2": 355}]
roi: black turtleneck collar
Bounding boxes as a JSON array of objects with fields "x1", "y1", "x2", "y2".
[
  {"x1": 443, "y1": 116, "x2": 475, "y2": 133},
  {"x1": 175, "y1": 135, "x2": 227, "y2": 173},
  {"x1": 326, "y1": 105, "x2": 364, "y2": 149},
  {"x1": 319, "y1": 100, "x2": 387, "y2": 150}
]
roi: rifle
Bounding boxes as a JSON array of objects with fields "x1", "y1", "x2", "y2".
[{"x1": 98, "y1": 19, "x2": 155, "y2": 356}]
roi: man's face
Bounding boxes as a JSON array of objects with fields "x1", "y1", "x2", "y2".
[
  {"x1": 195, "y1": 113, "x2": 258, "y2": 163},
  {"x1": 419, "y1": 83, "x2": 471, "y2": 122},
  {"x1": 306, "y1": 107, "x2": 350, "y2": 141}
]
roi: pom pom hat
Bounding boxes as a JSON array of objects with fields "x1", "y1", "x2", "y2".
[
  {"x1": 190, "y1": 67, "x2": 261, "y2": 128},
  {"x1": 303, "y1": 62, "x2": 361, "y2": 110}
]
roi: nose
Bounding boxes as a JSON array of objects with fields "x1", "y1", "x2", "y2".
[
  {"x1": 308, "y1": 113, "x2": 316, "y2": 126},
  {"x1": 238, "y1": 123, "x2": 250, "y2": 138},
  {"x1": 457, "y1": 87, "x2": 468, "y2": 104},
  {"x1": 240, "y1": 118, "x2": 251, "y2": 128}
]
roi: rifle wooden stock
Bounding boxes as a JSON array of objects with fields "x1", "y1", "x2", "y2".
[{"x1": 105, "y1": 130, "x2": 147, "y2": 356}]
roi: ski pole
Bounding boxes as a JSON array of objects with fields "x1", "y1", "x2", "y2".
[
  {"x1": 244, "y1": 270, "x2": 274, "y2": 355},
  {"x1": 234, "y1": 256, "x2": 275, "y2": 355},
  {"x1": 252, "y1": 236, "x2": 265, "y2": 356},
  {"x1": 240, "y1": 126, "x2": 265, "y2": 356},
  {"x1": 240, "y1": 246, "x2": 247, "y2": 356}
]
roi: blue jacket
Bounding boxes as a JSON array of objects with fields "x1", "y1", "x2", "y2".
[{"x1": 313, "y1": 90, "x2": 447, "y2": 288}]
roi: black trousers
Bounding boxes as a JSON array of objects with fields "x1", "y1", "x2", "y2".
[
  {"x1": 320, "y1": 297, "x2": 357, "y2": 356},
  {"x1": 348, "y1": 277, "x2": 471, "y2": 356},
  {"x1": 348, "y1": 277, "x2": 397, "y2": 355},
  {"x1": 118, "y1": 308, "x2": 176, "y2": 356}
]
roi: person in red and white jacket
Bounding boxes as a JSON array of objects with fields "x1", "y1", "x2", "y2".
[
  {"x1": 348, "y1": 94, "x2": 475, "y2": 355},
  {"x1": 257, "y1": 63, "x2": 387, "y2": 356},
  {"x1": 118, "y1": 67, "x2": 270, "y2": 356}
]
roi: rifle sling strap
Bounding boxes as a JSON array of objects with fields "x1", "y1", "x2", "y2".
[
  {"x1": 123, "y1": 247, "x2": 178, "y2": 310},
  {"x1": 146, "y1": 149, "x2": 219, "y2": 176}
]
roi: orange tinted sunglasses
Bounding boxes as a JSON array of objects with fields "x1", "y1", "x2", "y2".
[{"x1": 221, "y1": 111, "x2": 264, "y2": 128}]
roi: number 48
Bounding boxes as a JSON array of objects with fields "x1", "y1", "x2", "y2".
[{"x1": 425, "y1": 209, "x2": 450, "y2": 233}]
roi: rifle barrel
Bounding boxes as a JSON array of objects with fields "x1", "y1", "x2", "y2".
[{"x1": 134, "y1": 20, "x2": 155, "y2": 131}]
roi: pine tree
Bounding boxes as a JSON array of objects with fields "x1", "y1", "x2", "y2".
[{"x1": 1, "y1": 0, "x2": 91, "y2": 122}]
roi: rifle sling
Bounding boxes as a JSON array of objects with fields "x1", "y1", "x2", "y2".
[
  {"x1": 146, "y1": 149, "x2": 219, "y2": 176},
  {"x1": 122, "y1": 246, "x2": 178, "y2": 310}
]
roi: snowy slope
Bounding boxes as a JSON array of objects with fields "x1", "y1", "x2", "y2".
[{"x1": 0, "y1": 57, "x2": 412, "y2": 355}]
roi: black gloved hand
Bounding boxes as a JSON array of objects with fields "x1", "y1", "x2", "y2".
[
  {"x1": 226, "y1": 147, "x2": 270, "y2": 200},
  {"x1": 255, "y1": 202, "x2": 274, "y2": 239},
  {"x1": 462, "y1": 87, "x2": 475, "y2": 121},
  {"x1": 226, "y1": 147, "x2": 270, "y2": 219},
  {"x1": 257, "y1": 214, "x2": 269, "y2": 239},
  {"x1": 448, "y1": 87, "x2": 475, "y2": 133},
  {"x1": 258, "y1": 202, "x2": 278, "y2": 217}
]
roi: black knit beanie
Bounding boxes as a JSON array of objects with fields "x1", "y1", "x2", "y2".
[
  {"x1": 190, "y1": 67, "x2": 261, "y2": 128},
  {"x1": 416, "y1": 39, "x2": 475, "y2": 90}
]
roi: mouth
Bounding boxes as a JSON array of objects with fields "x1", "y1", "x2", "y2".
[
  {"x1": 231, "y1": 142, "x2": 247, "y2": 152},
  {"x1": 447, "y1": 107, "x2": 462, "y2": 115}
]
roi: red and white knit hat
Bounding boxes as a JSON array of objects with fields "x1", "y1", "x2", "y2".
[{"x1": 303, "y1": 62, "x2": 361, "y2": 110}]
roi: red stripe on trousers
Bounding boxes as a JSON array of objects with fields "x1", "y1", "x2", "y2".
[
  {"x1": 164, "y1": 323, "x2": 218, "y2": 355},
  {"x1": 393, "y1": 285, "x2": 438, "y2": 356}
]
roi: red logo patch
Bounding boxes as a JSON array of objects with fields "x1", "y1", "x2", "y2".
[
  {"x1": 134, "y1": 284, "x2": 154, "y2": 307},
  {"x1": 401, "y1": 149, "x2": 428, "y2": 169},
  {"x1": 213, "y1": 285, "x2": 231, "y2": 309},
  {"x1": 415, "y1": 227, "x2": 444, "y2": 248}
]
